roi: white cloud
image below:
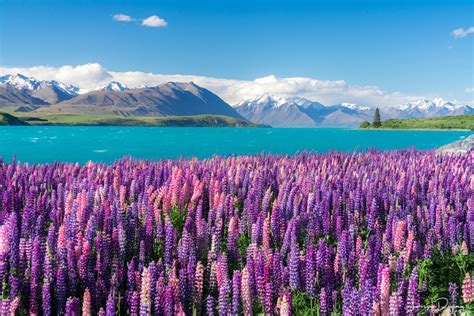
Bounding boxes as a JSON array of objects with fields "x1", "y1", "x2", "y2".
[
  {"x1": 0, "y1": 63, "x2": 112, "y2": 90},
  {"x1": 141, "y1": 15, "x2": 168, "y2": 28},
  {"x1": 465, "y1": 87, "x2": 474, "y2": 93},
  {"x1": 113, "y1": 14, "x2": 133, "y2": 22},
  {"x1": 0, "y1": 63, "x2": 446, "y2": 107},
  {"x1": 452, "y1": 26, "x2": 474, "y2": 39}
]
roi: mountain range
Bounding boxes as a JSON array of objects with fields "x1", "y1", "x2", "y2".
[
  {"x1": 0, "y1": 73, "x2": 472, "y2": 127},
  {"x1": 234, "y1": 94, "x2": 474, "y2": 127},
  {"x1": 0, "y1": 74, "x2": 244, "y2": 119},
  {"x1": 234, "y1": 94, "x2": 373, "y2": 127}
]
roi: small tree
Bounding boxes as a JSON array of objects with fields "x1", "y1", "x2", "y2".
[
  {"x1": 372, "y1": 108, "x2": 381, "y2": 128},
  {"x1": 359, "y1": 121, "x2": 371, "y2": 128}
]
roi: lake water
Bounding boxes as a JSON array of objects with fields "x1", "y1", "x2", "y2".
[{"x1": 0, "y1": 126, "x2": 471, "y2": 164}]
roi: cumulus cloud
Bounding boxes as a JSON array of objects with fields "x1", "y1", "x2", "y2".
[
  {"x1": 0, "y1": 63, "x2": 112, "y2": 90},
  {"x1": 112, "y1": 14, "x2": 133, "y2": 22},
  {"x1": 452, "y1": 26, "x2": 474, "y2": 39},
  {"x1": 141, "y1": 15, "x2": 168, "y2": 28},
  {"x1": 0, "y1": 63, "x2": 437, "y2": 107},
  {"x1": 465, "y1": 87, "x2": 474, "y2": 93}
]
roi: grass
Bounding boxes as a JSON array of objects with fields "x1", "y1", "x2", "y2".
[
  {"x1": 359, "y1": 114, "x2": 474, "y2": 130},
  {"x1": 0, "y1": 111, "x2": 266, "y2": 127}
]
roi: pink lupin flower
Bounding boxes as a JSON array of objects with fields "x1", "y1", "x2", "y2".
[
  {"x1": 82, "y1": 288, "x2": 91, "y2": 316},
  {"x1": 461, "y1": 241, "x2": 469, "y2": 256},
  {"x1": 0, "y1": 225, "x2": 9, "y2": 256},
  {"x1": 394, "y1": 220, "x2": 407, "y2": 253},
  {"x1": 241, "y1": 267, "x2": 253, "y2": 316},
  {"x1": 262, "y1": 216, "x2": 271, "y2": 258},
  {"x1": 462, "y1": 272, "x2": 472, "y2": 303},
  {"x1": 379, "y1": 266, "x2": 390, "y2": 315},
  {"x1": 404, "y1": 231, "x2": 415, "y2": 264},
  {"x1": 278, "y1": 291, "x2": 292, "y2": 316}
]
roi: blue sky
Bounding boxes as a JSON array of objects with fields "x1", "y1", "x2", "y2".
[{"x1": 0, "y1": 0, "x2": 472, "y2": 105}]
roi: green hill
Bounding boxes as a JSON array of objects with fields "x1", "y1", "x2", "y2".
[
  {"x1": 1, "y1": 112, "x2": 266, "y2": 127},
  {"x1": 359, "y1": 114, "x2": 474, "y2": 130},
  {"x1": 0, "y1": 112, "x2": 28, "y2": 125}
]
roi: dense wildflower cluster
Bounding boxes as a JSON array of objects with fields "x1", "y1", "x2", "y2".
[{"x1": 0, "y1": 150, "x2": 472, "y2": 315}]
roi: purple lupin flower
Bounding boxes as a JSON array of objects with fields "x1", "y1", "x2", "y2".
[
  {"x1": 232, "y1": 271, "x2": 242, "y2": 315},
  {"x1": 65, "y1": 297, "x2": 81, "y2": 315},
  {"x1": 29, "y1": 236, "x2": 42, "y2": 315},
  {"x1": 130, "y1": 291, "x2": 140, "y2": 316},
  {"x1": 406, "y1": 268, "x2": 419, "y2": 315},
  {"x1": 206, "y1": 295, "x2": 215, "y2": 316},
  {"x1": 98, "y1": 307, "x2": 106, "y2": 316},
  {"x1": 164, "y1": 284, "x2": 174, "y2": 316},
  {"x1": 154, "y1": 275, "x2": 165, "y2": 314},
  {"x1": 449, "y1": 282, "x2": 459, "y2": 313},
  {"x1": 0, "y1": 299, "x2": 9, "y2": 316},
  {"x1": 388, "y1": 290, "x2": 400, "y2": 315},
  {"x1": 305, "y1": 244, "x2": 316, "y2": 299},
  {"x1": 264, "y1": 282, "x2": 273, "y2": 315},
  {"x1": 218, "y1": 284, "x2": 230, "y2": 315},
  {"x1": 320, "y1": 287, "x2": 328, "y2": 315},
  {"x1": 42, "y1": 280, "x2": 52, "y2": 316},
  {"x1": 57, "y1": 266, "x2": 67, "y2": 314},
  {"x1": 288, "y1": 236, "x2": 300, "y2": 291},
  {"x1": 106, "y1": 292, "x2": 116, "y2": 316}
]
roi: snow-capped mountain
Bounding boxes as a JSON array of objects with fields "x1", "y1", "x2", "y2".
[
  {"x1": 0, "y1": 74, "x2": 79, "y2": 104},
  {"x1": 234, "y1": 94, "x2": 370, "y2": 127},
  {"x1": 41, "y1": 82, "x2": 245, "y2": 118},
  {"x1": 234, "y1": 94, "x2": 473, "y2": 127},
  {"x1": 0, "y1": 74, "x2": 79, "y2": 96},
  {"x1": 97, "y1": 81, "x2": 128, "y2": 92},
  {"x1": 393, "y1": 98, "x2": 473, "y2": 118},
  {"x1": 339, "y1": 102, "x2": 371, "y2": 112}
]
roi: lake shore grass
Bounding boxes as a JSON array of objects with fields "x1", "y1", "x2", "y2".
[
  {"x1": 0, "y1": 111, "x2": 267, "y2": 127},
  {"x1": 359, "y1": 114, "x2": 474, "y2": 131}
]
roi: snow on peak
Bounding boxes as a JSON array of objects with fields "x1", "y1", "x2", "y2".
[
  {"x1": 340, "y1": 102, "x2": 370, "y2": 111},
  {"x1": 0, "y1": 73, "x2": 79, "y2": 96},
  {"x1": 400, "y1": 98, "x2": 458, "y2": 111},
  {"x1": 98, "y1": 81, "x2": 128, "y2": 92},
  {"x1": 236, "y1": 93, "x2": 292, "y2": 109},
  {"x1": 0, "y1": 73, "x2": 41, "y2": 91}
]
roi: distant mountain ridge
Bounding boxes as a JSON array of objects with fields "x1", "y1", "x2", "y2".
[
  {"x1": 234, "y1": 94, "x2": 474, "y2": 127},
  {"x1": 38, "y1": 81, "x2": 245, "y2": 119},
  {"x1": 97, "y1": 81, "x2": 128, "y2": 92},
  {"x1": 0, "y1": 74, "x2": 79, "y2": 104},
  {"x1": 234, "y1": 94, "x2": 371, "y2": 127},
  {"x1": 0, "y1": 73, "x2": 472, "y2": 127}
]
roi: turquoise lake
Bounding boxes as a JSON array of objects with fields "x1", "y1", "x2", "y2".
[{"x1": 0, "y1": 126, "x2": 471, "y2": 164}]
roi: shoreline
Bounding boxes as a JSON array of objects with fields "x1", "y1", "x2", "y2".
[{"x1": 356, "y1": 128, "x2": 472, "y2": 132}]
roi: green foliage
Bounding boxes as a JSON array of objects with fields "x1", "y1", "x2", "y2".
[
  {"x1": 372, "y1": 108, "x2": 381, "y2": 128},
  {"x1": 153, "y1": 238, "x2": 164, "y2": 260},
  {"x1": 170, "y1": 208, "x2": 187, "y2": 238},
  {"x1": 359, "y1": 120, "x2": 371, "y2": 128},
  {"x1": 292, "y1": 292, "x2": 320, "y2": 315},
  {"x1": 417, "y1": 246, "x2": 474, "y2": 306},
  {"x1": 367, "y1": 114, "x2": 474, "y2": 130},
  {"x1": 238, "y1": 232, "x2": 251, "y2": 261}
]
